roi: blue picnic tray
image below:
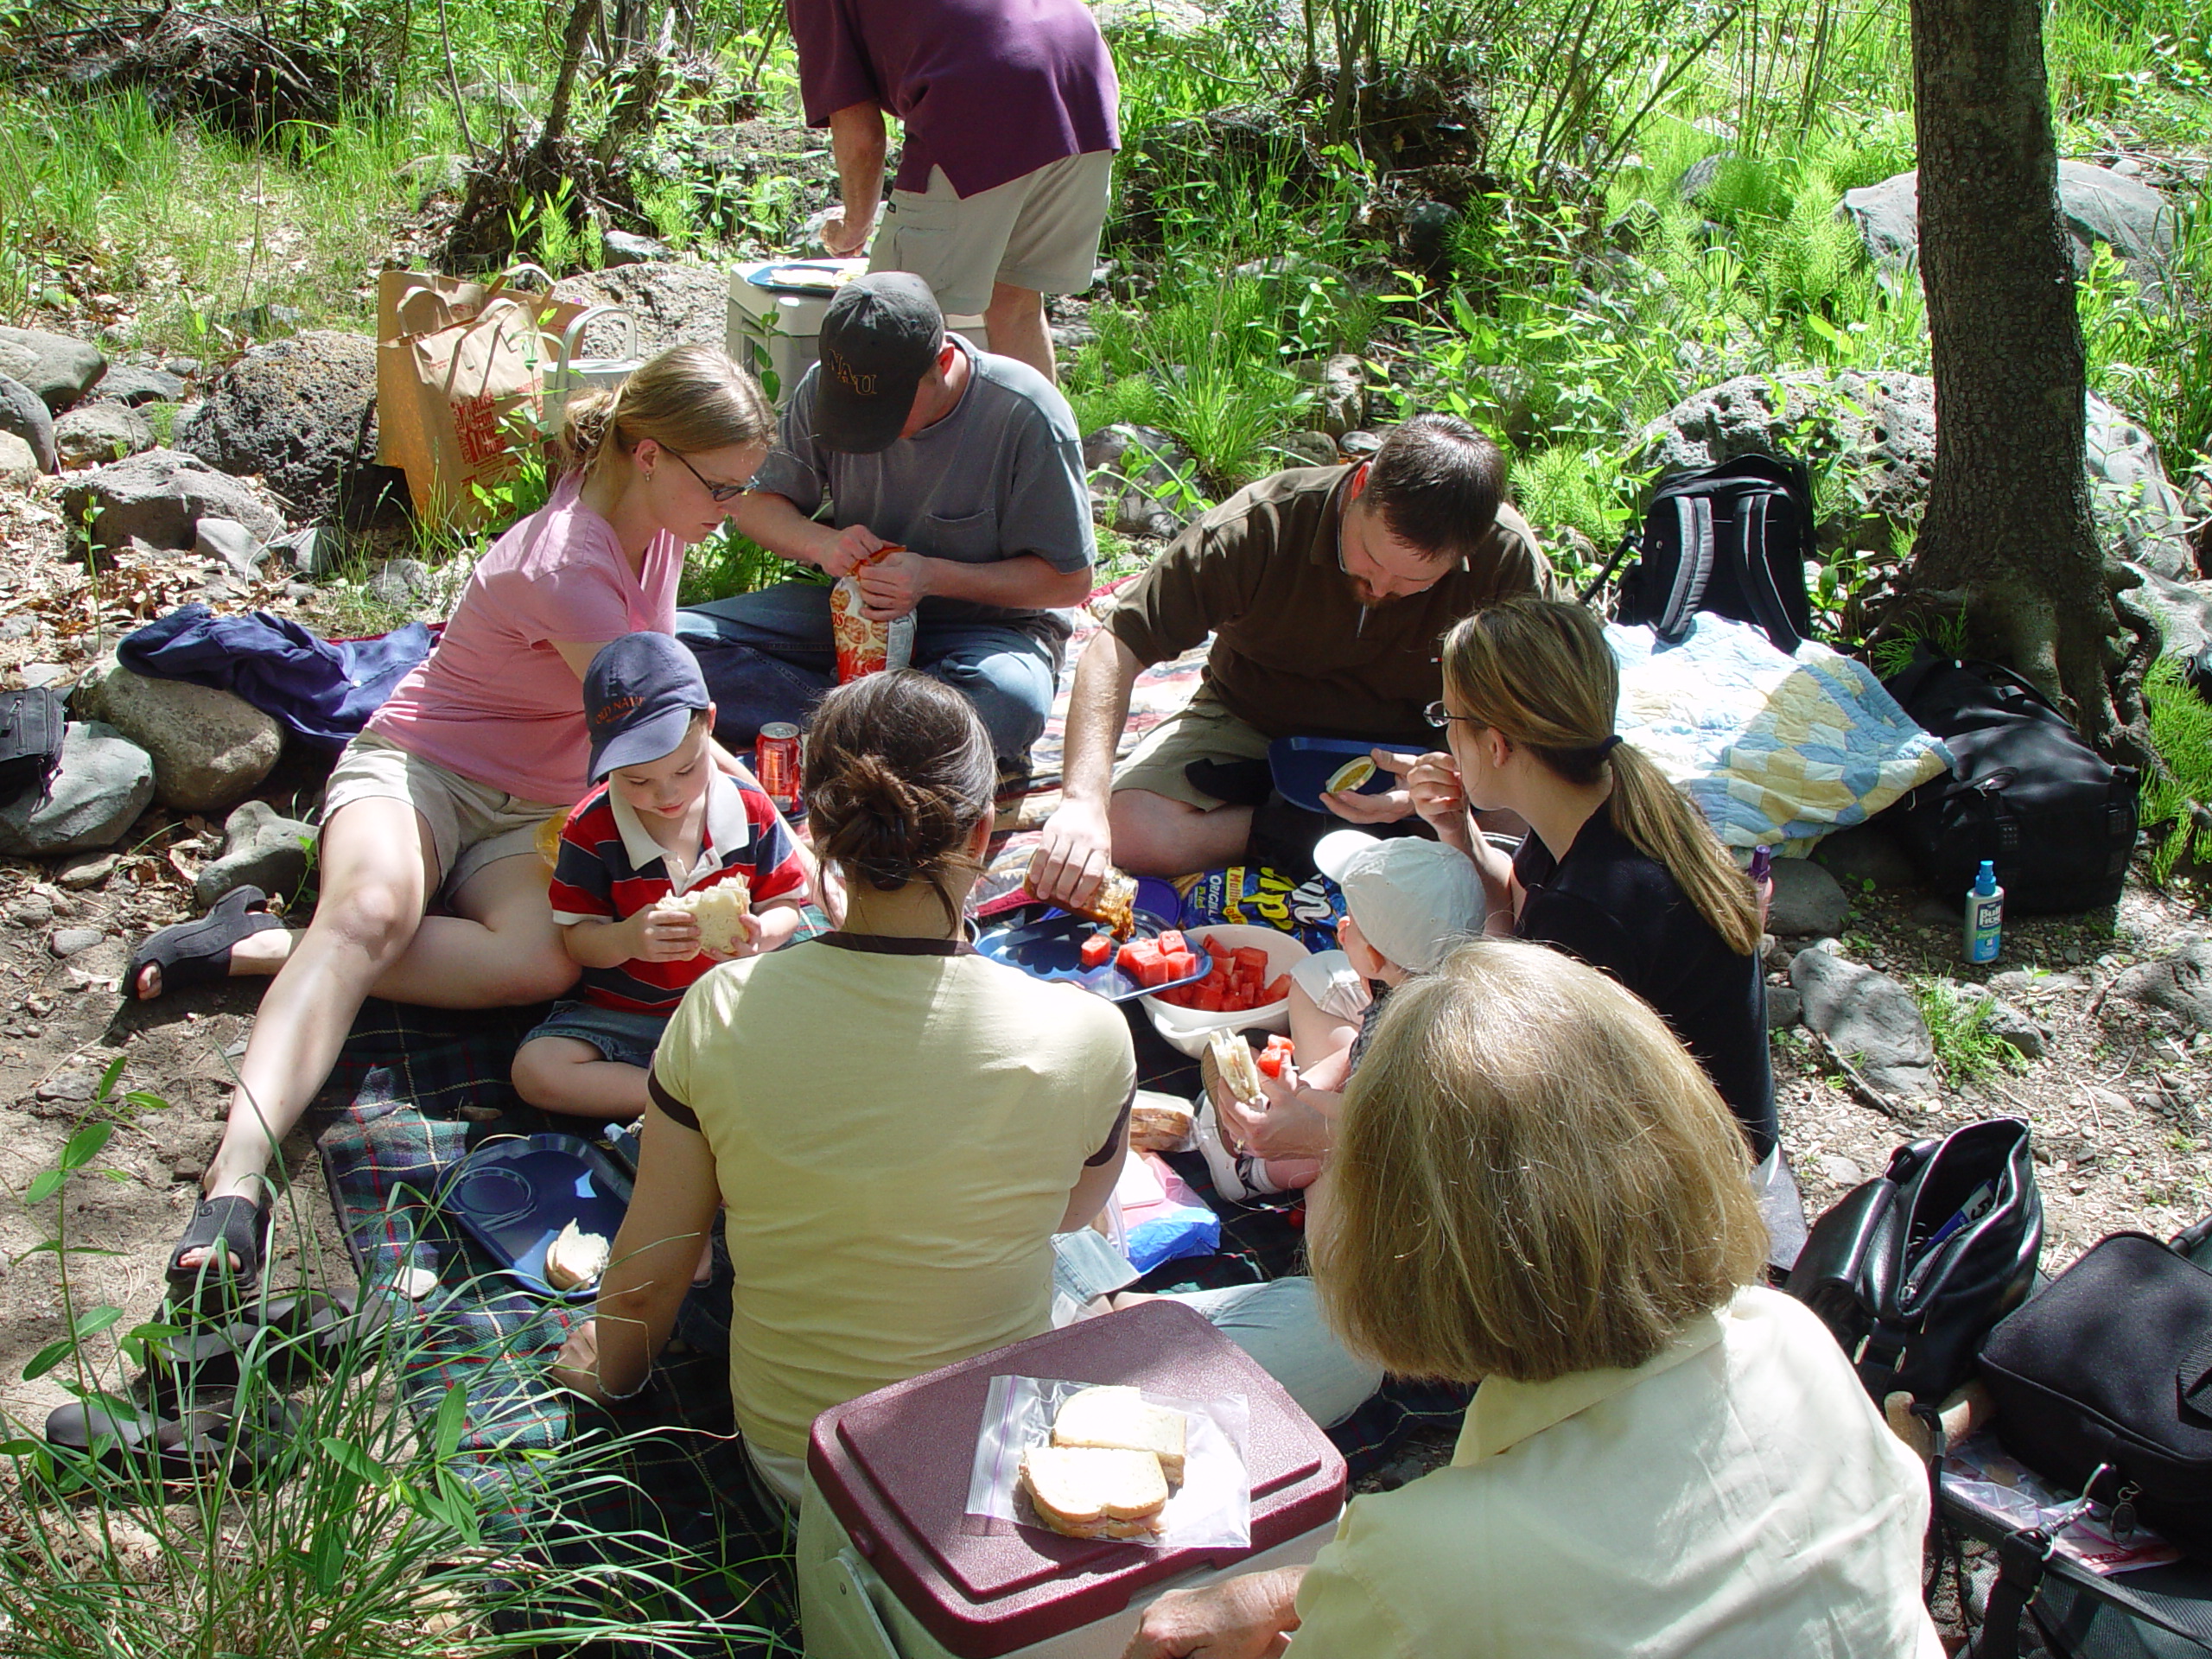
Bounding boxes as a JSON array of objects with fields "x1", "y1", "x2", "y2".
[
  {"x1": 434, "y1": 1133, "x2": 635, "y2": 1301},
  {"x1": 974, "y1": 906, "x2": 1212, "y2": 1002},
  {"x1": 1268, "y1": 735, "x2": 1400, "y2": 813}
]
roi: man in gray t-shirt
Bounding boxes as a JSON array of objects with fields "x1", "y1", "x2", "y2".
[{"x1": 677, "y1": 272, "x2": 1094, "y2": 765}]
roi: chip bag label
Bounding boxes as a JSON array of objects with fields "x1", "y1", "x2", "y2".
[{"x1": 1173, "y1": 865, "x2": 1344, "y2": 953}]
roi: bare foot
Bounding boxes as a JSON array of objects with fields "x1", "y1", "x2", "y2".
[
  {"x1": 173, "y1": 1177, "x2": 269, "y2": 1275},
  {"x1": 136, "y1": 926, "x2": 296, "y2": 1000}
]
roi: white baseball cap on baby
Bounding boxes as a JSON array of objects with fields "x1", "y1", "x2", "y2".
[{"x1": 1313, "y1": 830, "x2": 1488, "y2": 974}]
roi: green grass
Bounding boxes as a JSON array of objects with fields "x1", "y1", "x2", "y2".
[
  {"x1": 1914, "y1": 978, "x2": 2033, "y2": 1083},
  {"x1": 2142, "y1": 654, "x2": 2212, "y2": 881}
]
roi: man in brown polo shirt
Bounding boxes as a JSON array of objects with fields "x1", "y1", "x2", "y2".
[{"x1": 1032, "y1": 415, "x2": 1549, "y2": 904}]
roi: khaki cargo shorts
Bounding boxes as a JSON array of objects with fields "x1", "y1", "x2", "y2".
[
  {"x1": 1110, "y1": 695, "x2": 1272, "y2": 810},
  {"x1": 869, "y1": 150, "x2": 1116, "y2": 317},
  {"x1": 321, "y1": 731, "x2": 565, "y2": 896}
]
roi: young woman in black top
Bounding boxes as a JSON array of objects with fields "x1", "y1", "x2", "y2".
[{"x1": 1408, "y1": 597, "x2": 1777, "y2": 1162}]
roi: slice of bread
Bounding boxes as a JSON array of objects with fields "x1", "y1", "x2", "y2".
[
  {"x1": 1205, "y1": 1028, "x2": 1266, "y2": 1109},
  {"x1": 543, "y1": 1219, "x2": 610, "y2": 1291},
  {"x1": 659, "y1": 880, "x2": 752, "y2": 955},
  {"x1": 1128, "y1": 1095, "x2": 1195, "y2": 1151},
  {"x1": 1019, "y1": 1445, "x2": 1169, "y2": 1540},
  {"x1": 1052, "y1": 1385, "x2": 1188, "y2": 1485}
]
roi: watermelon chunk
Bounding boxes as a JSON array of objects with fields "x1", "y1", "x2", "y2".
[
  {"x1": 1158, "y1": 929, "x2": 1187, "y2": 956},
  {"x1": 1080, "y1": 933, "x2": 1112, "y2": 970},
  {"x1": 1233, "y1": 946, "x2": 1270, "y2": 978},
  {"x1": 1262, "y1": 975, "x2": 1291, "y2": 1005}
]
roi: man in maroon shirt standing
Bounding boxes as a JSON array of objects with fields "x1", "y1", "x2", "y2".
[{"x1": 789, "y1": 0, "x2": 1119, "y2": 384}]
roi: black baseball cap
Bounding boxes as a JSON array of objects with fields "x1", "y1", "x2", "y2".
[
  {"x1": 583, "y1": 633, "x2": 709, "y2": 781},
  {"x1": 811, "y1": 271, "x2": 945, "y2": 454}
]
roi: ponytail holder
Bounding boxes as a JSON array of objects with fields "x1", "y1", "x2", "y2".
[{"x1": 1599, "y1": 734, "x2": 1624, "y2": 755}]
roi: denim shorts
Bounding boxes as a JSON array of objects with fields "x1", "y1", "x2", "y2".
[{"x1": 521, "y1": 999, "x2": 671, "y2": 1071}]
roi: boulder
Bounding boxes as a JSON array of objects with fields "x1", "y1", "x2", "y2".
[
  {"x1": 1767, "y1": 984, "x2": 1803, "y2": 1027},
  {"x1": 1269, "y1": 430, "x2": 1339, "y2": 468},
  {"x1": 1639, "y1": 372, "x2": 2194, "y2": 567},
  {"x1": 0, "y1": 375, "x2": 57, "y2": 473},
  {"x1": 71, "y1": 655, "x2": 282, "y2": 811},
  {"x1": 1812, "y1": 822, "x2": 1920, "y2": 891},
  {"x1": 0, "y1": 327, "x2": 105, "y2": 410},
  {"x1": 550, "y1": 262, "x2": 730, "y2": 357},
  {"x1": 194, "y1": 798, "x2": 315, "y2": 909},
  {"x1": 1302, "y1": 353, "x2": 1369, "y2": 437},
  {"x1": 1081, "y1": 423, "x2": 1193, "y2": 539},
  {"x1": 2085, "y1": 392, "x2": 2195, "y2": 580},
  {"x1": 53, "y1": 402, "x2": 156, "y2": 467},
  {"x1": 93, "y1": 365, "x2": 188, "y2": 406},
  {"x1": 0, "y1": 721, "x2": 154, "y2": 855},
  {"x1": 268, "y1": 524, "x2": 347, "y2": 578},
  {"x1": 366, "y1": 557, "x2": 435, "y2": 608},
  {"x1": 0, "y1": 431, "x2": 36, "y2": 489},
  {"x1": 601, "y1": 229, "x2": 673, "y2": 266},
  {"x1": 1840, "y1": 162, "x2": 2177, "y2": 296},
  {"x1": 1791, "y1": 946, "x2": 1940, "y2": 1099},
  {"x1": 1766, "y1": 857, "x2": 1850, "y2": 937},
  {"x1": 1961, "y1": 988, "x2": 2048, "y2": 1060},
  {"x1": 2128, "y1": 564, "x2": 2212, "y2": 658},
  {"x1": 172, "y1": 330, "x2": 392, "y2": 525},
  {"x1": 194, "y1": 517, "x2": 266, "y2": 582},
  {"x1": 2110, "y1": 942, "x2": 2212, "y2": 1033},
  {"x1": 60, "y1": 448, "x2": 284, "y2": 550}
]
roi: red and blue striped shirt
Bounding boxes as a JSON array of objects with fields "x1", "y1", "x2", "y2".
[{"x1": 548, "y1": 772, "x2": 808, "y2": 1013}]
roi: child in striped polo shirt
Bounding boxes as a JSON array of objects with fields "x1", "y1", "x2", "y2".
[{"x1": 512, "y1": 632, "x2": 810, "y2": 1116}]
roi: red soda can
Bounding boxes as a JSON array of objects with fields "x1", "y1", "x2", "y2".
[{"x1": 754, "y1": 723, "x2": 802, "y2": 814}]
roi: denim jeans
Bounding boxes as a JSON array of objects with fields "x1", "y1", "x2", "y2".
[{"x1": 676, "y1": 581, "x2": 1063, "y2": 763}]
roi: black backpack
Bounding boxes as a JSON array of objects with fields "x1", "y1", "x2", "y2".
[
  {"x1": 0, "y1": 689, "x2": 64, "y2": 810},
  {"x1": 1582, "y1": 452, "x2": 1817, "y2": 653},
  {"x1": 1879, "y1": 652, "x2": 2139, "y2": 912},
  {"x1": 1786, "y1": 1117, "x2": 2043, "y2": 1408}
]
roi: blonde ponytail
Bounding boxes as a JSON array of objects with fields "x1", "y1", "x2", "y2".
[
  {"x1": 553, "y1": 344, "x2": 775, "y2": 486},
  {"x1": 1441, "y1": 598, "x2": 1761, "y2": 957}
]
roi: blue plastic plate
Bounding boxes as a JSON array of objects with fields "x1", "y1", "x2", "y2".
[
  {"x1": 1268, "y1": 735, "x2": 1399, "y2": 814},
  {"x1": 974, "y1": 906, "x2": 1212, "y2": 1002},
  {"x1": 743, "y1": 260, "x2": 861, "y2": 294},
  {"x1": 435, "y1": 1134, "x2": 635, "y2": 1301}
]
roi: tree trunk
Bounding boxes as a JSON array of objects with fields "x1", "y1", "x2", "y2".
[
  {"x1": 538, "y1": 0, "x2": 601, "y2": 157},
  {"x1": 1902, "y1": 0, "x2": 2148, "y2": 752}
]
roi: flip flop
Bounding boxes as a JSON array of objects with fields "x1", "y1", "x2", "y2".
[
  {"x1": 126, "y1": 885, "x2": 285, "y2": 1001},
  {"x1": 166, "y1": 1189, "x2": 274, "y2": 1313},
  {"x1": 41, "y1": 1399, "x2": 296, "y2": 1488}
]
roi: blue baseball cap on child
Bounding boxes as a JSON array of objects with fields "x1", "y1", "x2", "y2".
[{"x1": 583, "y1": 633, "x2": 709, "y2": 782}]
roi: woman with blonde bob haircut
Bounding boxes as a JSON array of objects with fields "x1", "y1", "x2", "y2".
[
  {"x1": 132, "y1": 345, "x2": 786, "y2": 1306},
  {"x1": 1124, "y1": 940, "x2": 1943, "y2": 1659},
  {"x1": 1406, "y1": 594, "x2": 1777, "y2": 1165}
]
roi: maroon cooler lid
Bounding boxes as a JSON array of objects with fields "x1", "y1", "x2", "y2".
[{"x1": 807, "y1": 1300, "x2": 1346, "y2": 1658}]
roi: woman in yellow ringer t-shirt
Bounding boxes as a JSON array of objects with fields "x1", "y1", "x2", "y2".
[{"x1": 550, "y1": 670, "x2": 1136, "y2": 1502}]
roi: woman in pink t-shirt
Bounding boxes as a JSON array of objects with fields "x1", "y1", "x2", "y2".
[{"x1": 130, "y1": 345, "x2": 779, "y2": 1304}]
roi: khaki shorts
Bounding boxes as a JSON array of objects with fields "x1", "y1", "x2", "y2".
[
  {"x1": 321, "y1": 732, "x2": 565, "y2": 895},
  {"x1": 868, "y1": 151, "x2": 1116, "y2": 317},
  {"x1": 1110, "y1": 695, "x2": 1272, "y2": 810}
]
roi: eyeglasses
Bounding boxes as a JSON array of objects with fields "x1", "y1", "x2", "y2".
[
  {"x1": 663, "y1": 446, "x2": 750, "y2": 504},
  {"x1": 1425, "y1": 700, "x2": 1480, "y2": 729}
]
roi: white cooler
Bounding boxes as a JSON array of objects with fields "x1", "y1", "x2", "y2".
[
  {"x1": 728, "y1": 261, "x2": 987, "y2": 404},
  {"x1": 798, "y1": 1300, "x2": 1347, "y2": 1659}
]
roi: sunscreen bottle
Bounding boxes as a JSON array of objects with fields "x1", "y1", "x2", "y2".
[{"x1": 1964, "y1": 861, "x2": 2003, "y2": 964}]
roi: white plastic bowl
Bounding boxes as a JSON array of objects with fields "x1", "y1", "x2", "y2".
[{"x1": 1141, "y1": 924, "x2": 1312, "y2": 1058}]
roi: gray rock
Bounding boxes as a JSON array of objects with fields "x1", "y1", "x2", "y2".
[
  {"x1": 0, "y1": 431, "x2": 36, "y2": 488},
  {"x1": 1817, "y1": 1153, "x2": 1865, "y2": 1188},
  {"x1": 60, "y1": 448, "x2": 284, "y2": 550},
  {"x1": 19, "y1": 662, "x2": 67, "y2": 688},
  {"x1": 1767, "y1": 857, "x2": 1850, "y2": 937},
  {"x1": 2085, "y1": 392, "x2": 2195, "y2": 579},
  {"x1": 8, "y1": 894, "x2": 54, "y2": 927},
  {"x1": 171, "y1": 330, "x2": 378, "y2": 525},
  {"x1": 1401, "y1": 198, "x2": 1460, "y2": 267},
  {"x1": 268, "y1": 524, "x2": 346, "y2": 578},
  {"x1": 1083, "y1": 423, "x2": 1195, "y2": 538},
  {"x1": 1767, "y1": 984, "x2": 1803, "y2": 1027},
  {"x1": 163, "y1": 357, "x2": 202, "y2": 378},
  {"x1": 601, "y1": 229, "x2": 673, "y2": 265},
  {"x1": 1791, "y1": 946, "x2": 1940, "y2": 1098},
  {"x1": 365, "y1": 556, "x2": 433, "y2": 608},
  {"x1": 94, "y1": 365, "x2": 188, "y2": 406},
  {"x1": 2110, "y1": 942, "x2": 2212, "y2": 1032},
  {"x1": 193, "y1": 517, "x2": 265, "y2": 582},
  {"x1": 1339, "y1": 429, "x2": 1382, "y2": 458},
  {"x1": 194, "y1": 798, "x2": 315, "y2": 909},
  {"x1": 1306, "y1": 353, "x2": 1369, "y2": 437},
  {"x1": 0, "y1": 326, "x2": 105, "y2": 410},
  {"x1": 0, "y1": 374, "x2": 57, "y2": 473},
  {"x1": 221, "y1": 302, "x2": 306, "y2": 336},
  {"x1": 1230, "y1": 254, "x2": 1348, "y2": 291},
  {"x1": 1840, "y1": 162, "x2": 2177, "y2": 296},
  {"x1": 1990, "y1": 967, "x2": 2088, "y2": 996},
  {"x1": 54, "y1": 851, "x2": 118, "y2": 889},
  {"x1": 49, "y1": 926, "x2": 104, "y2": 957},
  {"x1": 35, "y1": 1070, "x2": 96, "y2": 1104},
  {"x1": 2126, "y1": 565, "x2": 2212, "y2": 658},
  {"x1": 53, "y1": 402, "x2": 156, "y2": 467},
  {"x1": 1979, "y1": 995, "x2": 2048, "y2": 1059},
  {"x1": 550, "y1": 262, "x2": 730, "y2": 357},
  {"x1": 70, "y1": 656, "x2": 282, "y2": 812},
  {"x1": 0, "y1": 721, "x2": 154, "y2": 855},
  {"x1": 1051, "y1": 321, "x2": 1099, "y2": 355},
  {"x1": 1268, "y1": 430, "x2": 1339, "y2": 468},
  {"x1": 1813, "y1": 822, "x2": 1920, "y2": 891}
]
